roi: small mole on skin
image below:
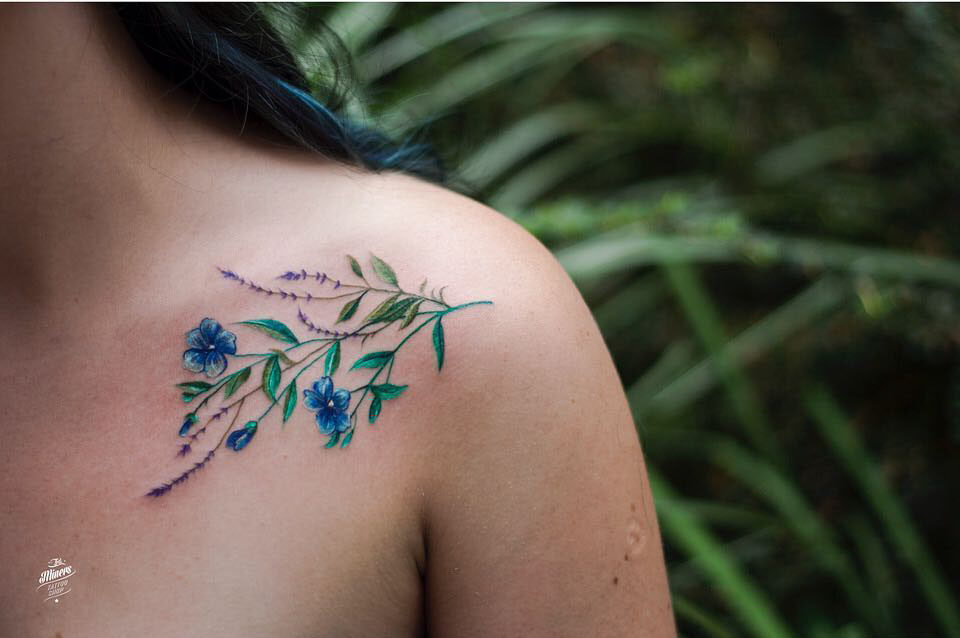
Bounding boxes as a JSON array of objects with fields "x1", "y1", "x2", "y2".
[
  {"x1": 613, "y1": 577, "x2": 619, "y2": 585},
  {"x1": 630, "y1": 503, "x2": 636, "y2": 513},
  {"x1": 624, "y1": 553, "x2": 630, "y2": 561},
  {"x1": 56, "y1": 633, "x2": 63, "y2": 638}
]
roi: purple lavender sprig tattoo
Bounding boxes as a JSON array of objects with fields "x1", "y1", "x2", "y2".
[{"x1": 146, "y1": 254, "x2": 492, "y2": 498}]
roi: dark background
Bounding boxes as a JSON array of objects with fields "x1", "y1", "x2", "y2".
[{"x1": 276, "y1": 4, "x2": 960, "y2": 636}]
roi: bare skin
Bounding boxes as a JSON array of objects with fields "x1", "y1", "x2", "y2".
[{"x1": 0, "y1": 5, "x2": 675, "y2": 637}]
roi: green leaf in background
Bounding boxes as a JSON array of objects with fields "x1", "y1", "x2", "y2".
[
  {"x1": 672, "y1": 597, "x2": 739, "y2": 638},
  {"x1": 357, "y1": 3, "x2": 541, "y2": 81},
  {"x1": 336, "y1": 296, "x2": 362, "y2": 323},
  {"x1": 282, "y1": 380, "x2": 297, "y2": 423},
  {"x1": 432, "y1": 319, "x2": 445, "y2": 371},
  {"x1": 325, "y1": 431, "x2": 341, "y2": 448},
  {"x1": 371, "y1": 383, "x2": 408, "y2": 400},
  {"x1": 661, "y1": 262, "x2": 782, "y2": 465},
  {"x1": 340, "y1": 428, "x2": 354, "y2": 448},
  {"x1": 347, "y1": 254, "x2": 364, "y2": 279},
  {"x1": 370, "y1": 253, "x2": 398, "y2": 286},
  {"x1": 350, "y1": 351, "x2": 393, "y2": 370},
  {"x1": 369, "y1": 396, "x2": 382, "y2": 423},
  {"x1": 238, "y1": 319, "x2": 299, "y2": 345},
  {"x1": 705, "y1": 434, "x2": 881, "y2": 630},
  {"x1": 649, "y1": 469, "x2": 794, "y2": 638},
  {"x1": 806, "y1": 387, "x2": 960, "y2": 638},
  {"x1": 325, "y1": 340, "x2": 341, "y2": 376},
  {"x1": 223, "y1": 367, "x2": 251, "y2": 399},
  {"x1": 325, "y1": 1, "x2": 397, "y2": 53},
  {"x1": 262, "y1": 355, "x2": 281, "y2": 401}
]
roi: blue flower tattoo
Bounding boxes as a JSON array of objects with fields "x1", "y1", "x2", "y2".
[
  {"x1": 226, "y1": 421, "x2": 258, "y2": 451},
  {"x1": 304, "y1": 376, "x2": 351, "y2": 435},
  {"x1": 183, "y1": 318, "x2": 237, "y2": 378},
  {"x1": 179, "y1": 413, "x2": 198, "y2": 437}
]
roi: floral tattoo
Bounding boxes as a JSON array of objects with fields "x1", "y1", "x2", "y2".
[{"x1": 146, "y1": 254, "x2": 492, "y2": 498}]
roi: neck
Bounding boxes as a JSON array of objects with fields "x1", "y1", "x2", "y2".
[{"x1": 0, "y1": 4, "x2": 269, "y2": 323}]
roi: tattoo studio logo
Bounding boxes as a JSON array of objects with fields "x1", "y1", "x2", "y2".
[{"x1": 36, "y1": 557, "x2": 76, "y2": 603}]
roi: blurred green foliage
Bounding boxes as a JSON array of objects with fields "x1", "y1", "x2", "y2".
[{"x1": 275, "y1": 4, "x2": 960, "y2": 636}]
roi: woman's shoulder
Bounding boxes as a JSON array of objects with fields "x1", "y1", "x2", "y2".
[
  {"x1": 257, "y1": 165, "x2": 592, "y2": 361},
  {"x1": 281, "y1": 167, "x2": 605, "y2": 398},
  {"x1": 293, "y1": 168, "x2": 560, "y2": 279},
  {"x1": 266, "y1": 165, "x2": 618, "y2": 420},
  {"x1": 234, "y1": 161, "x2": 637, "y2": 465},
  {"x1": 286, "y1": 170, "x2": 673, "y2": 635}
]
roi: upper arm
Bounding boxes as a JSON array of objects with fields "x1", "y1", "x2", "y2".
[{"x1": 418, "y1": 214, "x2": 675, "y2": 637}]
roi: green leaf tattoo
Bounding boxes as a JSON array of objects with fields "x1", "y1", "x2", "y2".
[
  {"x1": 371, "y1": 383, "x2": 408, "y2": 400},
  {"x1": 324, "y1": 340, "x2": 341, "y2": 376},
  {"x1": 351, "y1": 351, "x2": 394, "y2": 370},
  {"x1": 238, "y1": 319, "x2": 300, "y2": 344},
  {"x1": 147, "y1": 254, "x2": 492, "y2": 498},
  {"x1": 347, "y1": 254, "x2": 364, "y2": 280},
  {"x1": 262, "y1": 355, "x2": 282, "y2": 401},
  {"x1": 370, "y1": 254, "x2": 398, "y2": 287},
  {"x1": 362, "y1": 293, "x2": 400, "y2": 323},
  {"x1": 369, "y1": 397, "x2": 382, "y2": 424},
  {"x1": 223, "y1": 367, "x2": 251, "y2": 399},
  {"x1": 433, "y1": 319, "x2": 445, "y2": 371},
  {"x1": 282, "y1": 381, "x2": 297, "y2": 423},
  {"x1": 176, "y1": 381, "x2": 213, "y2": 393},
  {"x1": 401, "y1": 300, "x2": 422, "y2": 328},
  {"x1": 336, "y1": 296, "x2": 362, "y2": 323}
]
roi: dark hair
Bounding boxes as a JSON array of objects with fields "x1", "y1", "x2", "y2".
[{"x1": 111, "y1": 3, "x2": 444, "y2": 182}]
